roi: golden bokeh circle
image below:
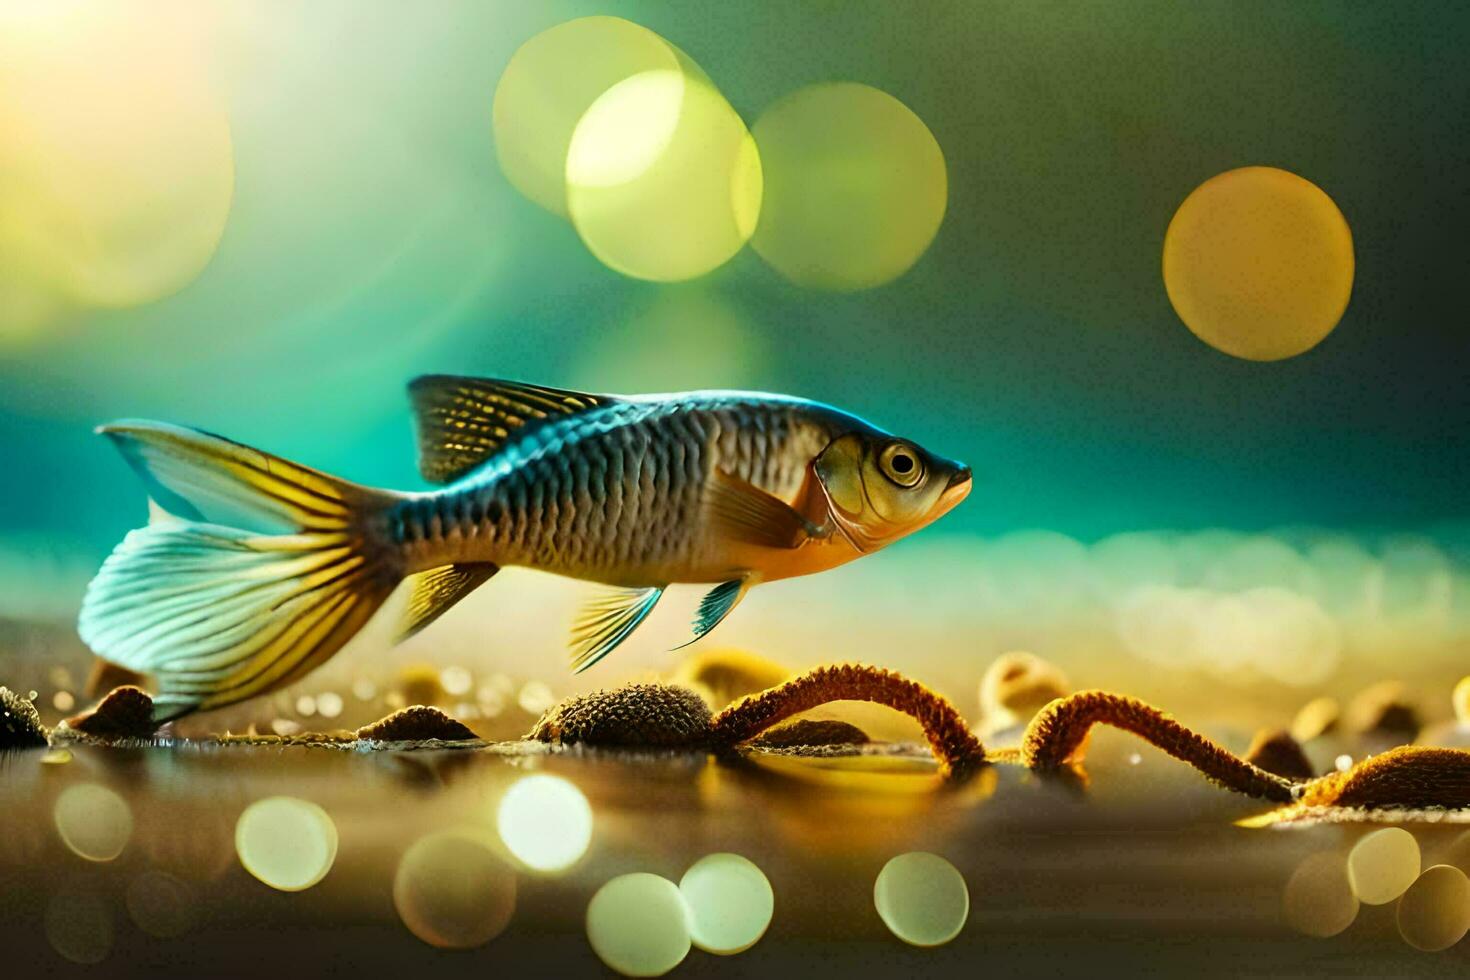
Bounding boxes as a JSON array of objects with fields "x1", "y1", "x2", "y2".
[
  {"x1": 1163, "y1": 166, "x2": 1353, "y2": 361},
  {"x1": 0, "y1": 1, "x2": 234, "y2": 334},
  {"x1": 393, "y1": 831, "x2": 517, "y2": 949},
  {"x1": 566, "y1": 69, "x2": 762, "y2": 282},
  {"x1": 751, "y1": 83, "x2": 947, "y2": 291},
  {"x1": 492, "y1": 16, "x2": 686, "y2": 217}
]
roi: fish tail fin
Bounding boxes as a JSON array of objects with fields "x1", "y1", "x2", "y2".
[{"x1": 78, "y1": 421, "x2": 404, "y2": 722}]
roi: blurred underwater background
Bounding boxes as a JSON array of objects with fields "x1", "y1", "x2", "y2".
[{"x1": 0, "y1": 0, "x2": 1467, "y2": 725}]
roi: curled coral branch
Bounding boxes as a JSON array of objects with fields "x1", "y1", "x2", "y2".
[
  {"x1": 1022, "y1": 690, "x2": 1296, "y2": 803},
  {"x1": 709, "y1": 663, "x2": 987, "y2": 778}
]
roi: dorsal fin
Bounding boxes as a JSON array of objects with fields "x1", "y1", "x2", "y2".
[{"x1": 407, "y1": 375, "x2": 619, "y2": 484}]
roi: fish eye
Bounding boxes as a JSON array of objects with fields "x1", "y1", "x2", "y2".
[{"x1": 878, "y1": 443, "x2": 924, "y2": 488}]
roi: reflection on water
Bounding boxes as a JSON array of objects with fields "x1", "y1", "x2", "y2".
[
  {"x1": 393, "y1": 831, "x2": 516, "y2": 949},
  {"x1": 1347, "y1": 828, "x2": 1420, "y2": 905},
  {"x1": 1396, "y1": 864, "x2": 1470, "y2": 951},
  {"x1": 125, "y1": 870, "x2": 197, "y2": 939},
  {"x1": 586, "y1": 872, "x2": 692, "y2": 977},
  {"x1": 234, "y1": 796, "x2": 338, "y2": 892},
  {"x1": 1282, "y1": 850, "x2": 1358, "y2": 938},
  {"x1": 873, "y1": 852, "x2": 969, "y2": 947},
  {"x1": 496, "y1": 773, "x2": 593, "y2": 873},
  {"x1": 45, "y1": 882, "x2": 113, "y2": 965},
  {"x1": 53, "y1": 782, "x2": 132, "y2": 862},
  {"x1": 9, "y1": 736, "x2": 1470, "y2": 972},
  {"x1": 679, "y1": 852, "x2": 773, "y2": 955}
]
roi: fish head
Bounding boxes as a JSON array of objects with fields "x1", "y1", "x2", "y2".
[{"x1": 812, "y1": 430, "x2": 971, "y2": 552}]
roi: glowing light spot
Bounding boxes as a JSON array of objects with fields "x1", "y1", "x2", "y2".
[
  {"x1": 52, "y1": 690, "x2": 74, "y2": 712},
  {"x1": 1348, "y1": 828, "x2": 1420, "y2": 905},
  {"x1": 440, "y1": 666, "x2": 473, "y2": 697},
  {"x1": 295, "y1": 694, "x2": 317, "y2": 717},
  {"x1": 493, "y1": 16, "x2": 686, "y2": 216},
  {"x1": 393, "y1": 831, "x2": 516, "y2": 949},
  {"x1": 54, "y1": 782, "x2": 132, "y2": 862},
  {"x1": 125, "y1": 870, "x2": 197, "y2": 939},
  {"x1": 751, "y1": 83, "x2": 946, "y2": 291},
  {"x1": 316, "y1": 691, "x2": 343, "y2": 719},
  {"x1": 45, "y1": 888, "x2": 112, "y2": 964},
  {"x1": 1454, "y1": 677, "x2": 1470, "y2": 726},
  {"x1": 352, "y1": 678, "x2": 378, "y2": 702},
  {"x1": 496, "y1": 773, "x2": 592, "y2": 872},
  {"x1": 271, "y1": 718, "x2": 302, "y2": 737},
  {"x1": 567, "y1": 70, "x2": 762, "y2": 282},
  {"x1": 1396, "y1": 864, "x2": 1470, "y2": 952},
  {"x1": 1334, "y1": 754, "x2": 1354, "y2": 772},
  {"x1": 0, "y1": 0, "x2": 234, "y2": 336},
  {"x1": 679, "y1": 852, "x2": 774, "y2": 955},
  {"x1": 873, "y1": 852, "x2": 969, "y2": 947},
  {"x1": 1282, "y1": 851, "x2": 1358, "y2": 938},
  {"x1": 1163, "y1": 166, "x2": 1353, "y2": 361},
  {"x1": 234, "y1": 797, "x2": 338, "y2": 892},
  {"x1": 518, "y1": 681, "x2": 556, "y2": 716},
  {"x1": 586, "y1": 872, "x2": 691, "y2": 977}
]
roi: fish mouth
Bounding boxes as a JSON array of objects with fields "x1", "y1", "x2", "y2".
[{"x1": 937, "y1": 465, "x2": 972, "y2": 511}]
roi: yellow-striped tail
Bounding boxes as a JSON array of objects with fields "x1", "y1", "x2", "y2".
[{"x1": 78, "y1": 421, "x2": 402, "y2": 722}]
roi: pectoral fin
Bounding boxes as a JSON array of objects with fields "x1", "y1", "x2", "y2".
[
  {"x1": 570, "y1": 585, "x2": 663, "y2": 673},
  {"x1": 398, "y1": 562, "x2": 499, "y2": 642},
  {"x1": 674, "y1": 578, "x2": 750, "y2": 650},
  {"x1": 704, "y1": 469, "x2": 821, "y2": 549}
]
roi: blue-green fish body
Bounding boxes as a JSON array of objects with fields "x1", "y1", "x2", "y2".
[{"x1": 80, "y1": 376, "x2": 970, "y2": 719}]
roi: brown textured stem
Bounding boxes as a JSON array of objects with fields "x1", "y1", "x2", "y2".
[
  {"x1": 1299, "y1": 746, "x2": 1470, "y2": 809},
  {"x1": 1022, "y1": 690, "x2": 1296, "y2": 802},
  {"x1": 708, "y1": 663, "x2": 988, "y2": 778}
]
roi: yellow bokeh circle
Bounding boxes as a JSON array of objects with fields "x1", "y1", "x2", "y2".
[
  {"x1": 566, "y1": 69, "x2": 762, "y2": 282},
  {"x1": 751, "y1": 83, "x2": 947, "y2": 291},
  {"x1": 1163, "y1": 166, "x2": 1353, "y2": 361},
  {"x1": 492, "y1": 16, "x2": 688, "y2": 217},
  {"x1": 0, "y1": 0, "x2": 234, "y2": 335}
]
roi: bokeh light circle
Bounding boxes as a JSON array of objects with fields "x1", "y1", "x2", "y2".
[
  {"x1": 1396, "y1": 864, "x2": 1470, "y2": 952},
  {"x1": 45, "y1": 888, "x2": 113, "y2": 965},
  {"x1": 234, "y1": 796, "x2": 338, "y2": 892},
  {"x1": 496, "y1": 773, "x2": 593, "y2": 872},
  {"x1": 1163, "y1": 166, "x2": 1353, "y2": 361},
  {"x1": 586, "y1": 872, "x2": 691, "y2": 977},
  {"x1": 492, "y1": 16, "x2": 686, "y2": 217},
  {"x1": 54, "y1": 783, "x2": 133, "y2": 862},
  {"x1": 567, "y1": 69, "x2": 762, "y2": 282},
  {"x1": 873, "y1": 851, "x2": 969, "y2": 947},
  {"x1": 1347, "y1": 828, "x2": 1419, "y2": 905},
  {"x1": 0, "y1": 0, "x2": 234, "y2": 335},
  {"x1": 393, "y1": 831, "x2": 516, "y2": 949},
  {"x1": 679, "y1": 852, "x2": 774, "y2": 955},
  {"x1": 751, "y1": 83, "x2": 947, "y2": 290},
  {"x1": 1282, "y1": 851, "x2": 1358, "y2": 938},
  {"x1": 125, "y1": 871, "x2": 198, "y2": 939}
]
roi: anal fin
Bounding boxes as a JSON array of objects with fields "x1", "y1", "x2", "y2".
[
  {"x1": 398, "y1": 562, "x2": 500, "y2": 642},
  {"x1": 675, "y1": 578, "x2": 750, "y2": 650},
  {"x1": 570, "y1": 586, "x2": 663, "y2": 673}
]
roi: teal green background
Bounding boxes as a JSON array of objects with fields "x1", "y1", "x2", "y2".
[{"x1": 1, "y1": 1, "x2": 1465, "y2": 574}]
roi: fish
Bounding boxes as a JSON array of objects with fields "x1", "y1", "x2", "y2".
[{"x1": 78, "y1": 375, "x2": 972, "y2": 721}]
